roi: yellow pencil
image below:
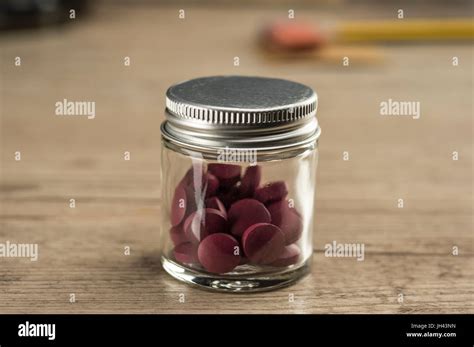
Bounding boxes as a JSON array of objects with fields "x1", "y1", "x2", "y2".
[{"x1": 336, "y1": 19, "x2": 474, "y2": 42}]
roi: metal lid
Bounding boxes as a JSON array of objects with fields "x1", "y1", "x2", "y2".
[{"x1": 161, "y1": 76, "x2": 320, "y2": 152}]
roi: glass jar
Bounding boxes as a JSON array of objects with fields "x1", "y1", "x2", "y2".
[{"x1": 160, "y1": 76, "x2": 320, "y2": 292}]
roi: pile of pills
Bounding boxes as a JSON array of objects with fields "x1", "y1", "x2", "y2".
[{"x1": 169, "y1": 163, "x2": 303, "y2": 274}]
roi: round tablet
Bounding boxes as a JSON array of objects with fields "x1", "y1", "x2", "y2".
[
  {"x1": 254, "y1": 181, "x2": 288, "y2": 205},
  {"x1": 180, "y1": 164, "x2": 205, "y2": 186},
  {"x1": 198, "y1": 233, "x2": 241, "y2": 273},
  {"x1": 174, "y1": 242, "x2": 199, "y2": 265},
  {"x1": 205, "y1": 196, "x2": 227, "y2": 218},
  {"x1": 204, "y1": 173, "x2": 219, "y2": 198},
  {"x1": 170, "y1": 184, "x2": 188, "y2": 226},
  {"x1": 267, "y1": 200, "x2": 303, "y2": 244},
  {"x1": 228, "y1": 199, "x2": 271, "y2": 237},
  {"x1": 182, "y1": 212, "x2": 195, "y2": 237},
  {"x1": 185, "y1": 171, "x2": 219, "y2": 201},
  {"x1": 240, "y1": 165, "x2": 262, "y2": 197},
  {"x1": 170, "y1": 225, "x2": 188, "y2": 246},
  {"x1": 239, "y1": 257, "x2": 249, "y2": 265},
  {"x1": 207, "y1": 163, "x2": 241, "y2": 188},
  {"x1": 184, "y1": 208, "x2": 228, "y2": 244},
  {"x1": 184, "y1": 187, "x2": 199, "y2": 213},
  {"x1": 242, "y1": 223, "x2": 285, "y2": 264},
  {"x1": 269, "y1": 244, "x2": 300, "y2": 267}
]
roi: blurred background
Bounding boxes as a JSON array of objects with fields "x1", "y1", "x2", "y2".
[
  {"x1": 1, "y1": 0, "x2": 472, "y2": 178},
  {"x1": 1, "y1": 0, "x2": 472, "y2": 195}
]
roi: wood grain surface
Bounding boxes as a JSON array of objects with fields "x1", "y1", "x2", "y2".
[{"x1": 0, "y1": 4, "x2": 472, "y2": 313}]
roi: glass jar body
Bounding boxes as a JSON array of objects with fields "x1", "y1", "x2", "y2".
[{"x1": 160, "y1": 139, "x2": 319, "y2": 292}]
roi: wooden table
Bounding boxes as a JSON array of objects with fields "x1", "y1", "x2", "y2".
[{"x1": 0, "y1": 4, "x2": 472, "y2": 313}]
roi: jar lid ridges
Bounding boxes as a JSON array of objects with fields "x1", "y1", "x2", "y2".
[{"x1": 166, "y1": 95, "x2": 317, "y2": 125}]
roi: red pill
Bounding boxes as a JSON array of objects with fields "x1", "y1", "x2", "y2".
[
  {"x1": 180, "y1": 164, "x2": 205, "y2": 186},
  {"x1": 185, "y1": 171, "x2": 219, "y2": 201},
  {"x1": 228, "y1": 198, "x2": 271, "y2": 237},
  {"x1": 240, "y1": 165, "x2": 262, "y2": 197},
  {"x1": 184, "y1": 187, "x2": 199, "y2": 213},
  {"x1": 239, "y1": 257, "x2": 250, "y2": 265},
  {"x1": 208, "y1": 163, "x2": 241, "y2": 188},
  {"x1": 269, "y1": 244, "x2": 300, "y2": 267},
  {"x1": 205, "y1": 196, "x2": 227, "y2": 218},
  {"x1": 174, "y1": 242, "x2": 199, "y2": 265},
  {"x1": 170, "y1": 184, "x2": 188, "y2": 226},
  {"x1": 254, "y1": 181, "x2": 288, "y2": 205},
  {"x1": 242, "y1": 223, "x2": 285, "y2": 264},
  {"x1": 170, "y1": 225, "x2": 188, "y2": 246},
  {"x1": 184, "y1": 208, "x2": 227, "y2": 244},
  {"x1": 204, "y1": 173, "x2": 219, "y2": 198},
  {"x1": 183, "y1": 212, "x2": 194, "y2": 236},
  {"x1": 180, "y1": 168, "x2": 193, "y2": 186},
  {"x1": 267, "y1": 200, "x2": 303, "y2": 244},
  {"x1": 198, "y1": 233, "x2": 241, "y2": 273}
]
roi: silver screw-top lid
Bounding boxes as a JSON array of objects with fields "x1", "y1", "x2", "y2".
[{"x1": 161, "y1": 76, "x2": 320, "y2": 153}]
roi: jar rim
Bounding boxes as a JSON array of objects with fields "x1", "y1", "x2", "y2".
[{"x1": 161, "y1": 118, "x2": 320, "y2": 160}]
